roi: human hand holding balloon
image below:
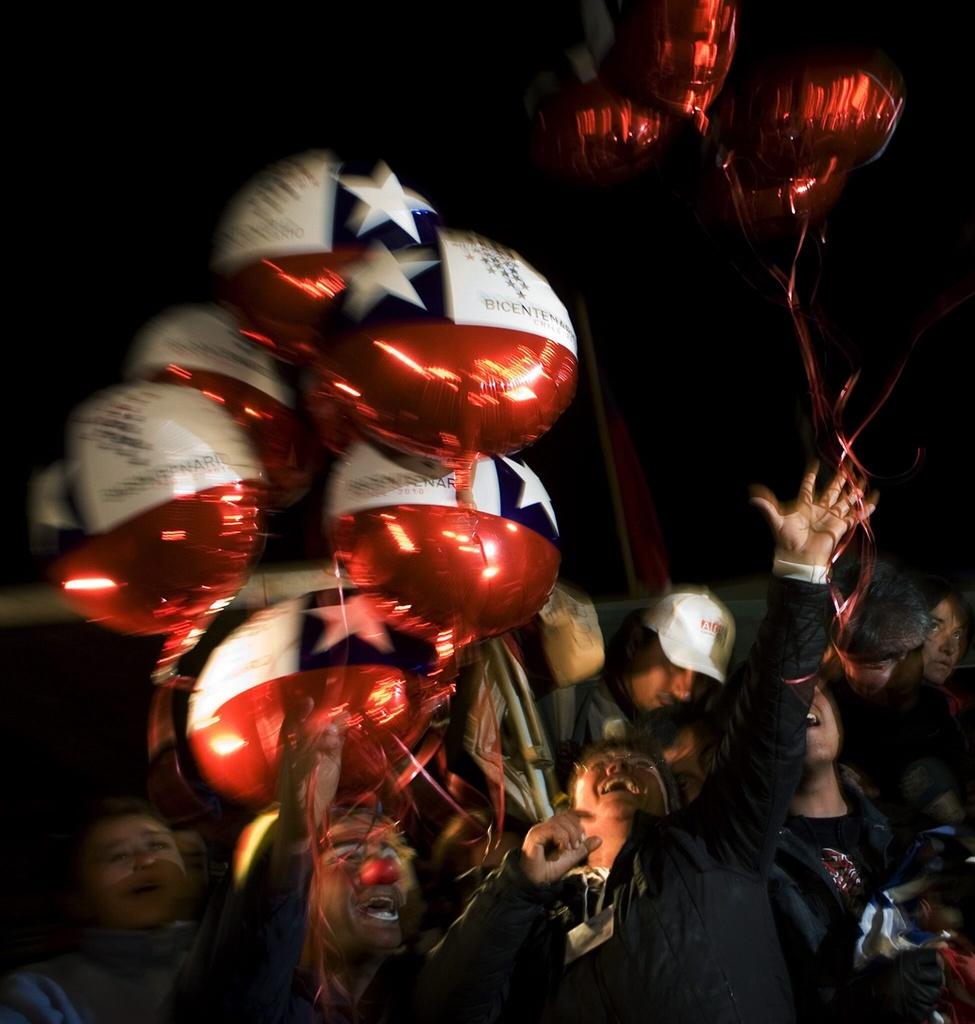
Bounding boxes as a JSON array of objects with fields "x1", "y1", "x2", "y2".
[{"x1": 278, "y1": 696, "x2": 349, "y2": 841}]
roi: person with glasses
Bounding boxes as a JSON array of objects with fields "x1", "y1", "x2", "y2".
[
  {"x1": 415, "y1": 465, "x2": 875, "y2": 1024},
  {"x1": 825, "y1": 561, "x2": 972, "y2": 828}
]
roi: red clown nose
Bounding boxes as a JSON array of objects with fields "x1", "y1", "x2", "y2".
[{"x1": 358, "y1": 857, "x2": 401, "y2": 887}]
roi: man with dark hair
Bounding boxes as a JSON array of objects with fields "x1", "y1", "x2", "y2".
[
  {"x1": 830, "y1": 560, "x2": 933, "y2": 699},
  {"x1": 414, "y1": 466, "x2": 874, "y2": 1024},
  {"x1": 827, "y1": 562, "x2": 970, "y2": 823}
]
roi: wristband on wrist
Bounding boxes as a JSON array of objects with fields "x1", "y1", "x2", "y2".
[{"x1": 772, "y1": 556, "x2": 830, "y2": 584}]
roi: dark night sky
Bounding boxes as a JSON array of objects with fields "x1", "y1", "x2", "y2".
[{"x1": 7, "y1": 1, "x2": 974, "y2": 596}]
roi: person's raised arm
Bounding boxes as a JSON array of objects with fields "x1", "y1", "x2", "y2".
[
  {"x1": 176, "y1": 709, "x2": 346, "y2": 1024},
  {"x1": 683, "y1": 464, "x2": 876, "y2": 873}
]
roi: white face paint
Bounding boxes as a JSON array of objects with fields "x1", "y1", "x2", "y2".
[{"x1": 315, "y1": 814, "x2": 410, "y2": 959}]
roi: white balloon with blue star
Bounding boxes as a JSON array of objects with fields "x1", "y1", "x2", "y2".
[
  {"x1": 212, "y1": 151, "x2": 440, "y2": 276},
  {"x1": 327, "y1": 440, "x2": 559, "y2": 547}
]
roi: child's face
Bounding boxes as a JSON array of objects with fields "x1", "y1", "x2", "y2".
[{"x1": 77, "y1": 815, "x2": 185, "y2": 930}]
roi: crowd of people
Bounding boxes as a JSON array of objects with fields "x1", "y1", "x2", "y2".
[{"x1": 2, "y1": 462, "x2": 973, "y2": 1024}]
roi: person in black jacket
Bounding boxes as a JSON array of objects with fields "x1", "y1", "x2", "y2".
[
  {"x1": 413, "y1": 465, "x2": 876, "y2": 1024},
  {"x1": 770, "y1": 682, "x2": 944, "y2": 1023}
]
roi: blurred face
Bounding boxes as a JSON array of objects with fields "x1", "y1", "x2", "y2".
[
  {"x1": 627, "y1": 635, "x2": 708, "y2": 712},
  {"x1": 571, "y1": 749, "x2": 668, "y2": 843},
  {"x1": 316, "y1": 813, "x2": 409, "y2": 962},
  {"x1": 664, "y1": 723, "x2": 716, "y2": 806},
  {"x1": 838, "y1": 645, "x2": 924, "y2": 701},
  {"x1": 924, "y1": 598, "x2": 969, "y2": 685},
  {"x1": 77, "y1": 815, "x2": 185, "y2": 930},
  {"x1": 804, "y1": 684, "x2": 843, "y2": 767}
]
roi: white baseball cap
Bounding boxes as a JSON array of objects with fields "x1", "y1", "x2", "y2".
[{"x1": 641, "y1": 587, "x2": 736, "y2": 684}]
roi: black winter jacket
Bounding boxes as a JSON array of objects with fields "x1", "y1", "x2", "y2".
[
  {"x1": 769, "y1": 785, "x2": 893, "y2": 1023},
  {"x1": 414, "y1": 576, "x2": 828, "y2": 1024}
]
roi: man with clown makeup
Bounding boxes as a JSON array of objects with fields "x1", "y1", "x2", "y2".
[{"x1": 176, "y1": 720, "x2": 423, "y2": 1024}]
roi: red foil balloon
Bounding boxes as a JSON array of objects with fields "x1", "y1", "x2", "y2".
[
  {"x1": 700, "y1": 162, "x2": 848, "y2": 239},
  {"x1": 125, "y1": 304, "x2": 318, "y2": 508},
  {"x1": 186, "y1": 590, "x2": 453, "y2": 809},
  {"x1": 30, "y1": 384, "x2": 266, "y2": 636},
  {"x1": 327, "y1": 442, "x2": 561, "y2": 648},
  {"x1": 146, "y1": 676, "x2": 257, "y2": 843},
  {"x1": 312, "y1": 228, "x2": 577, "y2": 463},
  {"x1": 530, "y1": 76, "x2": 678, "y2": 186},
  {"x1": 191, "y1": 667, "x2": 436, "y2": 809},
  {"x1": 50, "y1": 484, "x2": 263, "y2": 636},
  {"x1": 719, "y1": 50, "x2": 905, "y2": 180},
  {"x1": 601, "y1": 0, "x2": 739, "y2": 117},
  {"x1": 212, "y1": 151, "x2": 440, "y2": 366}
]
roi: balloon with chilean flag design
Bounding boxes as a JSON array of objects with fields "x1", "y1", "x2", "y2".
[
  {"x1": 29, "y1": 383, "x2": 266, "y2": 637},
  {"x1": 309, "y1": 227, "x2": 578, "y2": 464},
  {"x1": 186, "y1": 587, "x2": 454, "y2": 809},
  {"x1": 212, "y1": 151, "x2": 441, "y2": 366},
  {"x1": 326, "y1": 440, "x2": 560, "y2": 649},
  {"x1": 124, "y1": 303, "x2": 318, "y2": 509}
]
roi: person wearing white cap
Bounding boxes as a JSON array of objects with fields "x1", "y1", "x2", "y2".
[
  {"x1": 415, "y1": 465, "x2": 878, "y2": 1024},
  {"x1": 629, "y1": 586, "x2": 736, "y2": 710},
  {"x1": 536, "y1": 587, "x2": 735, "y2": 765}
]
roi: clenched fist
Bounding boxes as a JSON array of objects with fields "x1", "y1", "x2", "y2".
[{"x1": 521, "y1": 811, "x2": 603, "y2": 887}]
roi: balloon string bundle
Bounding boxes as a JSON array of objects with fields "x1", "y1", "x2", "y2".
[
  {"x1": 718, "y1": 158, "x2": 969, "y2": 491},
  {"x1": 388, "y1": 732, "x2": 496, "y2": 843},
  {"x1": 719, "y1": 159, "x2": 882, "y2": 629}
]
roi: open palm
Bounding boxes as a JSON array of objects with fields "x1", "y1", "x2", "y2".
[{"x1": 749, "y1": 464, "x2": 878, "y2": 566}]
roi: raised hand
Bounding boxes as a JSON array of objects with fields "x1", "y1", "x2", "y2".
[
  {"x1": 749, "y1": 463, "x2": 878, "y2": 568},
  {"x1": 520, "y1": 811, "x2": 602, "y2": 887},
  {"x1": 277, "y1": 698, "x2": 348, "y2": 844},
  {"x1": 305, "y1": 721, "x2": 347, "y2": 830}
]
